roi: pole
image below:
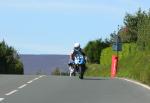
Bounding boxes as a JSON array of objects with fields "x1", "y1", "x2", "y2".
[{"x1": 116, "y1": 25, "x2": 120, "y2": 73}]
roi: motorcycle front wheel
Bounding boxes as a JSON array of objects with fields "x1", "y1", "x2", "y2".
[{"x1": 78, "y1": 65, "x2": 85, "y2": 79}]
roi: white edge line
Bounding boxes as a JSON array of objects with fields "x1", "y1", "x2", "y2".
[
  {"x1": 0, "y1": 98, "x2": 4, "y2": 102},
  {"x1": 117, "y1": 77, "x2": 150, "y2": 90},
  {"x1": 5, "y1": 90, "x2": 18, "y2": 96},
  {"x1": 18, "y1": 84, "x2": 27, "y2": 89}
]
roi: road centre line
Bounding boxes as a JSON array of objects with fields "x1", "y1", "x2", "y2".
[
  {"x1": 0, "y1": 98, "x2": 4, "y2": 102},
  {"x1": 39, "y1": 75, "x2": 45, "y2": 78},
  {"x1": 27, "y1": 80, "x2": 33, "y2": 84},
  {"x1": 4, "y1": 76, "x2": 45, "y2": 97},
  {"x1": 39, "y1": 75, "x2": 43, "y2": 78},
  {"x1": 5, "y1": 90, "x2": 18, "y2": 96},
  {"x1": 28, "y1": 76, "x2": 44, "y2": 83},
  {"x1": 18, "y1": 84, "x2": 27, "y2": 89},
  {"x1": 33, "y1": 78, "x2": 39, "y2": 81}
]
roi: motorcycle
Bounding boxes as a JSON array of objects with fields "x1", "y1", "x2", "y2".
[{"x1": 68, "y1": 54, "x2": 86, "y2": 79}]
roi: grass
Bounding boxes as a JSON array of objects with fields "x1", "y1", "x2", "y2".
[
  {"x1": 86, "y1": 43, "x2": 150, "y2": 86},
  {"x1": 117, "y1": 51, "x2": 150, "y2": 85},
  {"x1": 85, "y1": 63, "x2": 110, "y2": 77}
]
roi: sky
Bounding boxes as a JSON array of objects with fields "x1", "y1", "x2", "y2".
[{"x1": 0, "y1": 0, "x2": 149, "y2": 55}]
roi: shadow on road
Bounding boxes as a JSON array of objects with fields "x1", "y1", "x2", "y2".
[{"x1": 83, "y1": 77, "x2": 110, "y2": 80}]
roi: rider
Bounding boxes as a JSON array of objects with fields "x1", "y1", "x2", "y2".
[
  {"x1": 69, "y1": 42, "x2": 86, "y2": 79},
  {"x1": 70, "y1": 42, "x2": 85, "y2": 61}
]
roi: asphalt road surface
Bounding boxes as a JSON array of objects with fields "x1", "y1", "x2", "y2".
[{"x1": 0, "y1": 75, "x2": 150, "y2": 103}]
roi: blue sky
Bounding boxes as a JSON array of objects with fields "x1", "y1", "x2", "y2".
[{"x1": 0, "y1": 0, "x2": 149, "y2": 54}]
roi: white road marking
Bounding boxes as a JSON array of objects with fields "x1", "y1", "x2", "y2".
[
  {"x1": 5, "y1": 90, "x2": 18, "y2": 96},
  {"x1": 4, "y1": 76, "x2": 45, "y2": 97},
  {"x1": 27, "y1": 76, "x2": 45, "y2": 83},
  {"x1": 39, "y1": 75, "x2": 43, "y2": 78},
  {"x1": 118, "y1": 77, "x2": 150, "y2": 90},
  {"x1": 0, "y1": 98, "x2": 4, "y2": 102},
  {"x1": 18, "y1": 84, "x2": 27, "y2": 89},
  {"x1": 27, "y1": 80, "x2": 33, "y2": 84},
  {"x1": 33, "y1": 78, "x2": 39, "y2": 81},
  {"x1": 39, "y1": 75, "x2": 45, "y2": 78}
]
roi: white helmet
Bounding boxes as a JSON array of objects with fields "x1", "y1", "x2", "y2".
[{"x1": 74, "y1": 43, "x2": 80, "y2": 50}]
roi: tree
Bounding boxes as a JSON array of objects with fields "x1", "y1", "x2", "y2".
[
  {"x1": 137, "y1": 13, "x2": 150, "y2": 51},
  {"x1": 123, "y1": 8, "x2": 147, "y2": 43},
  {"x1": 0, "y1": 40, "x2": 23, "y2": 74},
  {"x1": 109, "y1": 31, "x2": 117, "y2": 43},
  {"x1": 84, "y1": 39, "x2": 110, "y2": 64}
]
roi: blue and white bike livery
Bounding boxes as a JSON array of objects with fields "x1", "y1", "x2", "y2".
[{"x1": 68, "y1": 53, "x2": 86, "y2": 79}]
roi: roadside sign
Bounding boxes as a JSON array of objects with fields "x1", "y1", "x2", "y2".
[
  {"x1": 112, "y1": 43, "x2": 122, "y2": 51},
  {"x1": 112, "y1": 35, "x2": 122, "y2": 51}
]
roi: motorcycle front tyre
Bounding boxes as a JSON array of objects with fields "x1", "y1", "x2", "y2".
[{"x1": 79, "y1": 66, "x2": 84, "y2": 79}]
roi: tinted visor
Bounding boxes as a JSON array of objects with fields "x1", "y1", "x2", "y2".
[{"x1": 74, "y1": 47, "x2": 80, "y2": 51}]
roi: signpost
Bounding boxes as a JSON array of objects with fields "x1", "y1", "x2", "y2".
[
  {"x1": 111, "y1": 27, "x2": 122, "y2": 78},
  {"x1": 112, "y1": 35, "x2": 122, "y2": 55}
]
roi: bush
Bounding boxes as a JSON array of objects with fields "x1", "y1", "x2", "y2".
[
  {"x1": 0, "y1": 40, "x2": 24, "y2": 74},
  {"x1": 85, "y1": 63, "x2": 110, "y2": 77}
]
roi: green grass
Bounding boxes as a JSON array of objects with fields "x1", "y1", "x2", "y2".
[
  {"x1": 100, "y1": 43, "x2": 137, "y2": 66},
  {"x1": 118, "y1": 51, "x2": 150, "y2": 85},
  {"x1": 85, "y1": 63, "x2": 110, "y2": 77},
  {"x1": 86, "y1": 43, "x2": 150, "y2": 86}
]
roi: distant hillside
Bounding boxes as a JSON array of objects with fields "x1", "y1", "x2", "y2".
[{"x1": 20, "y1": 55, "x2": 69, "y2": 75}]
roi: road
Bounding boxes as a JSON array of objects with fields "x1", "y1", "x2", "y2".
[{"x1": 0, "y1": 75, "x2": 150, "y2": 103}]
